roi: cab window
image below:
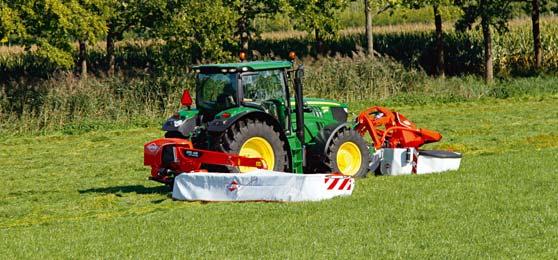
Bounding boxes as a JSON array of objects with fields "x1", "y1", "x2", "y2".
[{"x1": 241, "y1": 70, "x2": 285, "y2": 103}]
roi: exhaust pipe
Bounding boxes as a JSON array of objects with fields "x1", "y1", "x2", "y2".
[{"x1": 294, "y1": 65, "x2": 305, "y2": 144}]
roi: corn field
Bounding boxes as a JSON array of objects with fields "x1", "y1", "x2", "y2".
[{"x1": 253, "y1": 17, "x2": 558, "y2": 76}]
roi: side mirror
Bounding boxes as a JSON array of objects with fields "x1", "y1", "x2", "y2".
[{"x1": 181, "y1": 90, "x2": 193, "y2": 108}]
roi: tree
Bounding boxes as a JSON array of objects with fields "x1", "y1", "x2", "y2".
[
  {"x1": 531, "y1": 0, "x2": 542, "y2": 70},
  {"x1": 519, "y1": 0, "x2": 555, "y2": 71},
  {"x1": 159, "y1": 0, "x2": 237, "y2": 64},
  {"x1": 1, "y1": 0, "x2": 106, "y2": 76},
  {"x1": 364, "y1": 0, "x2": 373, "y2": 57},
  {"x1": 223, "y1": 0, "x2": 284, "y2": 52},
  {"x1": 289, "y1": 0, "x2": 350, "y2": 55},
  {"x1": 0, "y1": 4, "x2": 26, "y2": 42},
  {"x1": 400, "y1": 0, "x2": 453, "y2": 77},
  {"x1": 102, "y1": 0, "x2": 168, "y2": 74},
  {"x1": 68, "y1": 0, "x2": 107, "y2": 77},
  {"x1": 362, "y1": 0, "x2": 401, "y2": 57},
  {"x1": 456, "y1": 0, "x2": 514, "y2": 83}
]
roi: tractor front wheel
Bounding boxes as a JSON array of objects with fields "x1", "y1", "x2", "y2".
[
  {"x1": 325, "y1": 128, "x2": 370, "y2": 177},
  {"x1": 221, "y1": 118, "x2": 288, "y2": 172}
]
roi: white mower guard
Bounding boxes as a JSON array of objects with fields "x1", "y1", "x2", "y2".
[
  {"x1": 172, "y1": 170, "x2": 354, "y2": 202},
  {"x1": 372, "y1": 148, "x2": 462, "y2": 176}
]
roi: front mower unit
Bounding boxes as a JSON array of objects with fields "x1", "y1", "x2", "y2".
[
  {"x1": 356, "y1": 106, "x2": 462, "y2": 175},
  {"x1": 144, "y1": 138, "x2": 266, "y2": 184},
  {"x1": 172, "y1": 170, "x2": 354, "y2": 202},
  {"x1": 377, "y1": 148, "x2": 462, "y2": 176}
]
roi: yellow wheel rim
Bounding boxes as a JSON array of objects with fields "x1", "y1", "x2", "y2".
[
  {"x1": 239, "y1": 137, "x2": 275, "y2": 172},
  {"x1": 336, "y1": 142, "x2": 362, "y2": 176}
]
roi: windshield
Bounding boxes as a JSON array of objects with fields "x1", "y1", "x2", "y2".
[
  {"x1": 196, "y1": 73, "x2": 238, "y2": 111},
  {"x1": 241, "y1": 70, "x2": 285, "y2": 104}
]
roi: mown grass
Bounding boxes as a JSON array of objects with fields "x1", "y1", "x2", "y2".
[{"x1": 1, "y1": 96, "x2": 557, "y2": 258}]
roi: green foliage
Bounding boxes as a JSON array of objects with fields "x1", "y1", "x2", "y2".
[
  {"x1": 0, "y1": 0, "x2": 107, "y2": 73},
  {"x1": 4, "y1": 0, "x2": 106, "y2": 47},
  {"x1": 0, "y1": 72, "x2": 194, "y2": 136},
  {"x1": 0, "y1": 4, "x2": 26, "y2": 40},
  {"x1": 303, "y1": 54, "x2": 426, "y2": 101},
  {"x1": 32, "y1": 41, "x2": 75, "y2": 71},
  {"x1": 400, "y1": 0, "x2": 454, "y2": 9},
  {"x1": 288, "y1": 0, "x2": 350, "y2": 39},
  {"x1": 66, "y1": 0, "x2": 107, "y2": 43},
  {"x1": 2, "y1": 54, "x2": 558, "y2": 136},
  {"x1": 104, "y1": 0, "x2": 168, "y2": 39},
  {"x1": 159, "y1": 0, "x2": 237, "y2": 64},
  {"x1": 223, "y1": 0, "x2": 286, "y2": 48},
  {"x1": 517, "y1": 0, "x2": 558, "y2": 15},
  {"x1": 2, "y1": 18, "x2": 558, "y2": 81},
  {"x1": 256, "y1": 3, "x2": 465, "y2": 32},
  {"x1": 455, "y1": 0, "x2": 514, "y2": 33}
]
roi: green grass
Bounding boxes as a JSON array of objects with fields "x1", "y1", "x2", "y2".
[{"x1": 1, "y1": 96, "x2": 558, "y2": 258}]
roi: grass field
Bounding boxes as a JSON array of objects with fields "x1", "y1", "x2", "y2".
[{"x1": 1, "y1": 96, "x2": 557, "y2": 258}]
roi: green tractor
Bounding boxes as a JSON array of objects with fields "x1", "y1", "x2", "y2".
[{"x1": 149, "y1": 59, "x2": 370, "y2": 180}]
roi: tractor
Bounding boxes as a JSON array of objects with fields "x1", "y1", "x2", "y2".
[{"x1": 144, "y1": 57, "x2": 371, "y2": 184}]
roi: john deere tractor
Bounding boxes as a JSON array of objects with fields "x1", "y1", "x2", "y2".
[{"x1": 156, "y1": 59, "x2": 370, "y2": 177}]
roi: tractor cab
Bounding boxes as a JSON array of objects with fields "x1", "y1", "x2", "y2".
[
  {"x1": 157, "y1": 58, "x2": 370, "y2": 178},
  {"x1": 193, "y1": 61, "x2": 292, "y2": 128}
]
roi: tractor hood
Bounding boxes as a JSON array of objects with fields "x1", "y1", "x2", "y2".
[
  {"x1": 162, "y1": 108, "x2": 199, "y2": 137},
  {"x1": 292, "y1": 97, "x2": 349, "y2": 123},
  {"x1": 292, "y1": 98, "x2": 348, "y2": 108}
]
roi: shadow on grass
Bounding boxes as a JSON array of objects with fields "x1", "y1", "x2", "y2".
[{"x1": 79, "y1": 185, "x2": 171, "y2": 195}]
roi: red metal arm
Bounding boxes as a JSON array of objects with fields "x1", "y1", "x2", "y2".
[{"x1": 144, "y1": 138, "x2": 267, "y2": 184}]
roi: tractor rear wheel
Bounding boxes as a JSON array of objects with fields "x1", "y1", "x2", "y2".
[
  {"x1": 325, "y1": 128, "x2": 370, "y2": 177},
  {"x1": 221, "y1": 118, "x2": 288, "y2": 172}
]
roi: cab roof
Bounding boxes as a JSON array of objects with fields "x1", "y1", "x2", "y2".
[{"x1": 192, "y1": 60, "x2": 293, "y2": 72}]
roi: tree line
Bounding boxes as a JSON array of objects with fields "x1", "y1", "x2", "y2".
[{"x1": 1, "y1": 0, "x2": 557, "y2": 83}]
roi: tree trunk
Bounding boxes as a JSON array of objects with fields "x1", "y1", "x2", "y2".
[
  {"x1": 241, "y1": 31, "x2": 249, "y2": 51},
  {"x1": 364, "y1": 0, "x2": 374, "y2": 58},
  {"x1": 433, "y1": 4, "x2": 445, "y2": 78},
  {"x1": 532, "y1": 0, "x2": 542, "y2": 70},
  {"x1": 106, "y1": 27, "x2": 116, "y2": 75},
  {"x1": 238, "y1": 15, "x2": 249, "y2": 52},
  {"x1": 481, "y1": 19, "x2": 493, "y2": 83},
  {"x1": 79, "y1": 40, "x2": 88, "y2": 79},
  {"x1": 315, "y1": 28, "x2": 324, "y2": 56}
]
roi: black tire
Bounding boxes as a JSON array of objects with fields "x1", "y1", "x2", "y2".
[
  {"x1": 220, "y1": 118, "x2": 288, "y2": 172},
  {"x1": 325, "y1": 128, "x2": 371, "y2": 178}
]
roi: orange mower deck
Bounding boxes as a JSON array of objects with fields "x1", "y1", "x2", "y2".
[{"x1": 355, "y1": 106, "x2": 442, "y2": 149}]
